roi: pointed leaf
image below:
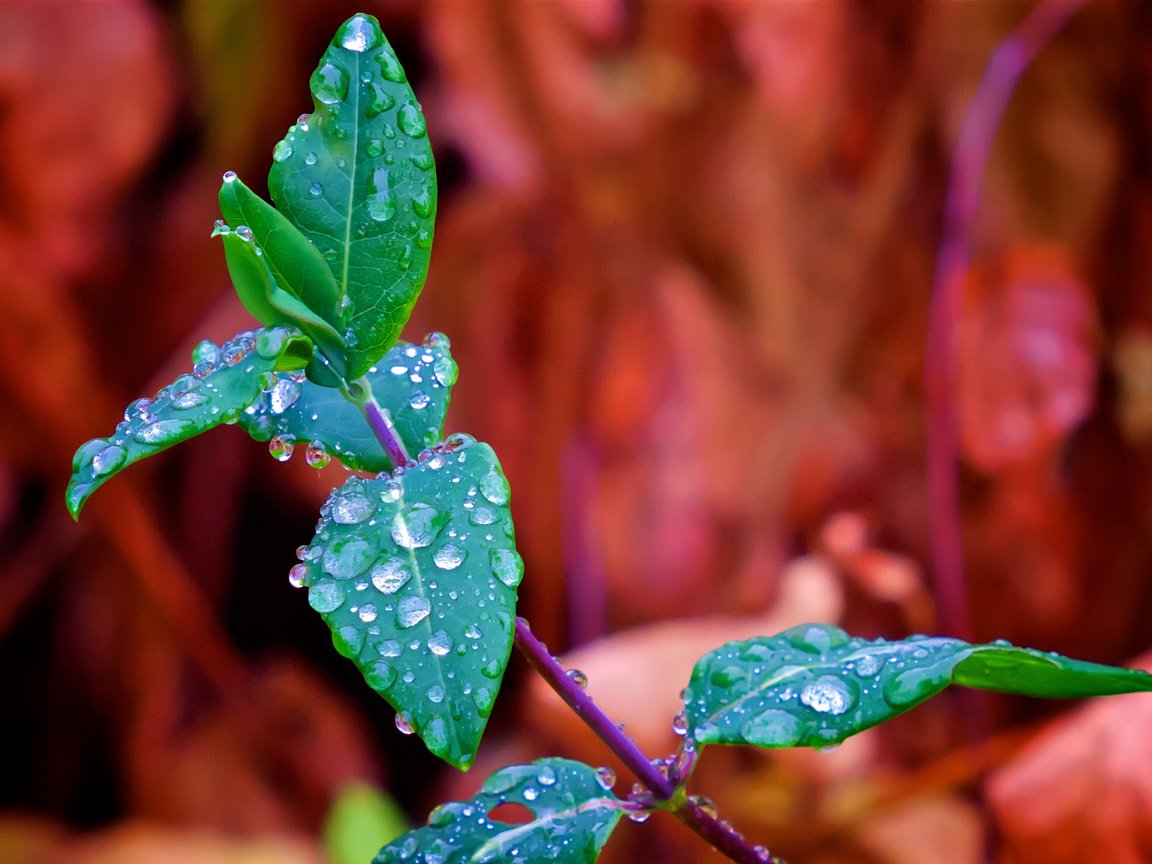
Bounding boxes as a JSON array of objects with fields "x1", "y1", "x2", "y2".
[
  {"x1": 295, "y1": 436, "x2": 520, "y2": 769},
  {"x1": 67, "y1": 327, "x2": 312, "y2": 518},
  {"x1": 219, "y1": 172, "x2": 345, "y2": 328},
  {"x1": 373, "y1": 759, "x2": 624, "y2": 864},
  {"x1": 238, "y1": 333, "x2": 457, "y2": 472},
  {"x1": 216, "y1": 225, "x2": 349, "y2": 380},
  {"x1": 269, "y1": 12, "x2": 437, "y2": 379},
  {"x1": 683, "y1": 623, "x2": 1152, "y2": 750}
]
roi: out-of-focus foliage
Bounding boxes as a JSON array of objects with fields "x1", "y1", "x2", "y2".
[{"x1": 5, "y1": 1, "x2": 1152, "y2": 862}]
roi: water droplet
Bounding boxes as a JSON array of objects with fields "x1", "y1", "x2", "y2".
[
  {"x1": 740, "y1": 708, "x2": 804, "y2": 747},
  {"x1": 595, "y1": 767, "x2": 616, "y2": 790},
  {"x1": 565, "y1": 668, "x2": 588, "y2": 689},
  {"x1": 395, "y1": 713, "x2": 414, "y2": 735},
  {"x1": 366, "y1": 138, "x2": 384, "y2": 158},
  {"x1": 883, "y1": 666, "x2": 948, "y2": 708},
  {"x1": 91, "y1": 444, "x2": 127, "y2": 476},
  {"x1": 339, "y1": 14, "x2": 378, "y2": 52},
  {"x1": 409, "y1": 391, "x2": 431, "y2": 410},
  {"x1": 222, "y1": 170, "x2": 237, "y2": 183},
  {"x1": 268, "y1": 378, "x2": 301, "y2": 414},
  {"x1": 288, "y1": 563, "x2": 310, "y2": 588},
  {"x1": 480, "y1": 657, "x2": 503, "y2": 679},
  {"x1": 391, "y1": 503, "x2": 447, "y2": 549},
  {"x1": 627, "y1": 809, "x2": 651, "y2": 824},
  {"x1": 396, "y1": 595, "x2": 431, "y2": 629},
  {"x1": 799, "y1": 676, "x2": 856, "y2": 716},
  {"x1": 366, "y1": 660, "x2": 396, "y2": 690},
  {"x1": 490, "y1": 549, "x2": 524, "y2": 588},
  {"x1": 308, "y1": 580, "x2": 345, "y2": 613},
  {"x1": 272, "y1": 140, "x2": 292, "y2": 162},
  {"x1": 426, "y1": 684, "x2": 445, "y2": 704},
  {"x1": 464, "y1": 624, "x2": 483, "y2": 641},
  {"x1": 427, "y1": 629, "x2": 453, "y2": 656},
  {"x1": 432, "y1": 543, "x2": 465, "y2": 570},
  {"x1": 191, "y1": 339, "x2": 221, "y2": 367},
  {"x1": 132, "y1": 419, "x2": 195, "y2": 446},
  {"x1": 309, "y1": 181, "x2": 323, "y2": 197},
  {"x1": 370, "y1": 558, "x2": 412, "y2": 595},
  {"x1": 411, "y1": 188, "x2": 434, "y2": 218},
  {"x1": 357, "y1": 603, "x2": 378, "y2": 623},
  {"x1": 853, "y1": 654, "x2": 883, "y2": 677},
  {"x1": 376, "y1": 49, "x2": 406, "y2": 83},
  {"x1": 479, "y1": 471, "x2": 510, "y2": 505},
  {"x1": 233, "y1": 225, "x2": 254, "y2": 244},
  {"x1": 672, "y1": 710, "x2": 688, "y2": 736},
  {"x1": 331, "y1": 488, "x2": 376, "y2": 524},
  {"x1": 522, "y1": 786, "x2": 539, "y2": 802},
  {"x1": 690, "y1": 795, "x2": 718, "y2": 819},
  {"x1": 124, "y1": 397, "x2": 154, "y2": 423},
  {"x1": 305, "y1": 441, "x2": 331, "y2": 468},
  {"x1": 397, "y1": 104, "x2": 427, "y2": 138},
  {"x1": 536, "y1": 766, "x2": 557, "y2": 787},
  {"x1": 312, "y1": 61, "x2": 348, "y2": 104},
  {"x1": 410, "y1": 150, "x2": 434, "y2": 171},
  {"x1": 322, "y1": 537, "x2": 376, "y2": 579},
  {"x1": 366, "y1": 83, "x2": 395, "y2": 117},
  {"x1": 304, "y1": 151, "x2": 317, "y2": 166},
  {"x1": 269, "y1": 435, "x2": 295, "y2": 462},
  {"x1": 367, "y1": 167, "x2": 394, "y2": 222}
]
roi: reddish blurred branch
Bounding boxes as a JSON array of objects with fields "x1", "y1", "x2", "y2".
[{"x1": 925, "y1": 0, "x2": 1088, "y2": 641}]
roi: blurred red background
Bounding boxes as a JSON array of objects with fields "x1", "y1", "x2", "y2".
[{"x1": 3, "y1": 1, "x2": 1152, "y2": 862}]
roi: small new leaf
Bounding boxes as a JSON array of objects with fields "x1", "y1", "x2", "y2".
[
  {"x1": 269, "y1": 12, "x2": 437, "y2": 379},
  {"x1": 66, "y1": 327, "x2": 312, "y2": 518},
  {"x1": 238, "y1": 334, "x2": 457, "y2": 472},
  {"x1": 297, "y1": 436, "x2": 520, "y2": 769},
  {"x1": 373, "y1": 759, "x2": 624, "y2": 864},
  {"x1": 683, "y1": 623, "x2": 1152, "y2": 750}
]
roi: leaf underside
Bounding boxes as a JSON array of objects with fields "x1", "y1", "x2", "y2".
[
  {"x1": 373, "y1": 759, "x2": 623, "y2": 864},
  {"x1": 296, "y1": 436, "x2": 521, "y2": 770},
  {"x1": 269, "y1": 12, "x2": 437, "y2": 380},
  {"x1": 684, "y1": 623, "x2": 1152, "y2": 750},
  {"x1": 67, "y1": 327, "x2": 311, "y2": 518},
  {"x1": 238, "y1": 333, "x2": 457, "y2": 472}
]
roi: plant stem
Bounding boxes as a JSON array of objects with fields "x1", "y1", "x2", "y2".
[
  {"x1": 362, "y1": 397, "x2": 410, "y2": 467},
  {"x1": 514, "y1": 617, "x2": 771, "y2": 864}
]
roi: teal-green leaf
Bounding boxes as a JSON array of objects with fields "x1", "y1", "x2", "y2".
[
  {"x1": 683, "y1": 623, "x2": 1152, "y2": 750},
  {"x1": 373, "y1": 759, "x2": 624, "y2": 864},
  {"x1": 269, "y1": 12, "x2": 437, "y2": 380},
  {"x1": 218, "y1": 172, "x2": 344, "y2": 328},
  {"x1": 216, "y1": 225, "x2": 349, "y2": 380},
  {"x1": 237, "y1": 333, "x2": 457, "y2": 472},
  {"x1": 66, "y1": 327, "x2": 312, "y2": 518},
  {"x1": 296, "y1": 435, "x2": 519, "y2": 770}
]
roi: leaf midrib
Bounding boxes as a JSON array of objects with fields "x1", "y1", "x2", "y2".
[{"x1": 339, "y1": 50, "x2": 362, "y2": 313}]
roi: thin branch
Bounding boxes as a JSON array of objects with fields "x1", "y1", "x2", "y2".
[
  {"x1": 363, "y1": 397, "x2": 411, "y2": 467},
  {"x1": 926, "y1": 0, "x2": 1087, "y2": 641}
]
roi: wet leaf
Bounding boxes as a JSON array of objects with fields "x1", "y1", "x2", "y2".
[
  {"x1": 296, "y1": 436, "x2": 520, "y2": 770},
  {"x1": 683, "y1": 623, "x2": 1152, "y2": 749},
  {"x1": 269, "y1": 13, "x2": 436, "y2": 380},
  {"x1": 66, "y1": 327, "x2": 312, "y2": 518},
  {"x1": 373, "y1": 759, "x2": 623, "y2": 864},
  {"x1": 237, "y1": 333, "x2": 457, "y2": 473}
]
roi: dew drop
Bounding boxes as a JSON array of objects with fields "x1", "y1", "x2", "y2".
[
  {"x1": 396, "y1": 595, "x2": 431, "y2": 629},
  {"x1": 432, "y1": 543, "x2": 465, "y2": 570},
  {"x1": 411, "y1": 188, "x2": 434, "y2": 218},
  {"x1": 490, "y1": 548, "x2": 524, "y2": 588},
  {"x1": 366, "y1": 83, "x2": 395, "y2": 117},
  {"x1": 312, "y1": 61, "x2": 348, "y2": 104},
  {"x1": 376, "y1": 49, "x2": 406, "y2": 83},
  {"x1": 272, "y1": 140, "x2": 293, "y2": 162},
  {"x1": 799, "y1": 676, "x2": 856, "y2": 716},
  {"x1": 304, "y1": 151, "x2": 317, "y2": 166},
  {"x1": 395, "y1": 713, "x2": 414, "y2": 735},
  {"x1": 366, "y1": 660, "x2": 396, "y2": 690},
  {"x1": 409, "y1": 391, "x2": 431, "y2": 410},
  {"x1": 339, "y1": 14, "x2": 378, "y2": 52},
  {"x1": 269, "y1": 435, "x2": 295, "y2": 462},
  {"x1": 397, "y1": 104, "x2": 427, "y2": 138},
  {"x1": 357, "y1": 603, "x2": 378, "y2": 623},
  {"x1": 305, "y1": 441, "x2": 331, "y2": 468},
  {"x1": 565, "y1": 668, "x2": 588, "y2": 690},
  {"x1": 391, "y1": 503, "x2": 447, "y2": 549},
  {"x1": 671, "y1": 710, "x2": 688, "y2": 737},
  {"x1": 222, "y1": 170, "x2": 237, "y2": 183},
  {"x1": 288, "y1": 563, "x2": 310, "y2": 588},
  {"x1": 853, "y1": 654, "x2": 883, "y2": 677},
  {"x1": 465, "y1": 623, "x2": 482, "y2": 640},
  {"x1": 426, "y1": 684, "x2": 445, "y2": 703},
  {"x1": 427, "y1": 629, "x2": 453, "y2": 656},
  {"x1": 367, "y1": 167, "x2": 395, "y2": 222},
  {"x1": 91, "y1": 444, "x2": 127, "y2": 476},
  {"x1": 191, "y1": 339, "x2": 222, "y2": 367},
  {"x1": 308, "y1": 580, "x2": 345, "y2": 613},
  {"x1": 379, "y1": 639, "x2": 402, "y2": 657},
  {"x1": 371, "y1": 558, "x2": 412, "y2": 595},
  {"x1": 331, "y1": 488, "x2": 376, "y2": 524},
  {"x1": 309, "y1": 181, "x2": 323, "y2": 197},
  {"x1": 170, "y1": 391, "x2": 206, "y2": 410},
  {"x1": 322, "y1": 537, "x2": 376, "y2": 579},
  {"x1": 268, "y1": 378, "x2": 301, "y2": 414},
  {"x1": 522, "y1": 786, "x2": 539, "y2": 802},
  {"x1": 479, "y1": 471, "x2": 510, "y2": 505},
  {"x1": 537, "y1": 766, "x2": 557, "y2": 786},
  {"x1": 740, "y1": 708, "x2": 804, "y2": 747},
  {"x1": 595, "y1": 767, "x2": 616, "y2": 790},
  {"x1": 133, "y1": 419, "x2": 195, "y2": 446}
]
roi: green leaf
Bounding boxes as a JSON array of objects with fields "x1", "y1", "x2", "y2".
[
  {"x1": 66, "y1": 327, "x2": 312, "y2": 518},
  {"x1": 218, "y1": 172, "x2": 344, "y2": 328},
  {"x1": 237, "y1": 333, "x2": 457, "y2": 472},
  {"x1": 215, "y1": 224, "x2": 349, "y2": 381},
  {"x1": 269, "y1": 12, "x2": 437, "y2": 380},
  {"x1": 373, "y1": 759, "x2": 624, "y2": 864},
  {"x1": 296, "y1": 435, "x2": 520, "y2": 770},
  {"x1": 683, "y1": 623, "x2": 1152, "y2": 750},
  {"x1": 324, "y1": 782, "x2": 408, "y2": 864}
]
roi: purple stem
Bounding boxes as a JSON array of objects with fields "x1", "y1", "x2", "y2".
[
  {"x1": 926, "y1": 0, "x2": 1086, "y2": 642},
  {"x1": 363, "y1": 398, "x2": 410, "y2": 468},
  {"x1": 514, "y1": 618, "x2": 770, "y2": 864}
]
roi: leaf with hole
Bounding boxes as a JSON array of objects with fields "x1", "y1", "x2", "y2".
[
  {"x1": 238, "y1": 333, "x2": 457, "y2": 472},
  {"x1": 373, "y1": 759, "x2": 624, "y2": 864},
  {"x1": 682, "y1": 623, "x2": 1152, "y2": 750},
  {"x1": 66, "y1": 327, "x2": 312, "y2": 519},
  {"x1": 296, "y1": 435, "x2": 520, "y2": 769},
  {"x1": 269, "y1": 12, "x2": 436, "y2": 380}
]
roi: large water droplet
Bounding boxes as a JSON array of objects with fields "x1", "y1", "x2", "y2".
[
  {"x1": 395, "y1": 713, "x2": 414, "y2": 735},
  {"x1": 799, "y1": 676, "x2": 856, "y2": 716},
  {"x1": 312, "y1": 61, "x2": 349, "y2": 104},
  {"x1": 288, "y1": 563, "x2": 310, "y2": 589},
  {"x1": 191, "y1": 339, "x2": 222, "y2": 367},
  {"x1": 367, "y1": 167, "x2": 395, "y2": 222},
  {"x1": 339, "y1": 14, "x2": 378, "y2": 52},
  {"x1": 411, "y1": 188, "x2": 434, "y2": 218},
  {"x1": 379, "y1": 639, "x2": 402, "y2": 657},
  {"x1": 853, "y1": 654, "x2": 883, "y2": 677},
  {"x1": 391, "y1": 504, "x2": 447, "y2": 549},
  {"x1": 371, "y1": 558, "x2": 412, "y2": 594},
  {"x1": 331, "y1": 488, "x2": 376, "y2": 524},
  {"x1": 268, "y1": 378, "x2": 301, "y2": 414},
  {"x1": 478, "y1": 471, "x2": 510, "y2": 505},
  {"x1": 366, "y1": 83, "x2": 395, "y2": 118},
  {"x1": 883, "y1": 666, "x2": 948, "y2": 708},
  {"x1": 739, "y1": 709, "x2": 804, "y2": 747},
  {"x1": 305, "y1": 441, "x2": 331, "y2": 468},
  {"x1": 490, "y1": 549, "x2": 524, "y2": 588},
  {"x1": 322, "y1": 537, "x2": 376, "y2": 579},
  {"x1": 269, "y1": 435, "x2": 295, "y2": 462},
  {"x1": 397, "y1": 104, "x2": 427, "y2": 138},
  {"x1": 596, "y1": 767, "x2": 616, "y2": 790},
  {"x1": 272, "y1": 140, "x2": 293, "y2": 162},
  {"x1": 432, "y1": 543, "x2": 465, "y2": 570},
  {"x1": 427, "y1": 629, "x2": 453, "y2": 656},
  {"x1": 133, "y1": 419, "x2": 195, "y2": 446},
  {"x1": 376, "y1": 49, "x2": 406, "y2": 83},
  {"x1": 309, "y1": 181, "x2": 323, "y2": 197},
  {"x1": 366, "y1": 660, "x2": 396, "y2": 690},
  {"x1": 396, "y1": 595, "x2": 431, "y2": 629},
  {"x1": 409, "y1": 391, "x2": 431, "y2": 410},
  {"x1": 308, "y1": 580, "x2": 345, "y2": 613},
  {"x1": 91, "y1": 444, "x2": 127, "y2": 476},
  {"x1": 426, "y1": 684, "x2": 445, "y2": 704},
  {"x1": 565, "y1": 668, "x2": 588, "y2": 689},
  {"x1": 357, "y1": 603, "x2": 378, "y2": 623}
]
